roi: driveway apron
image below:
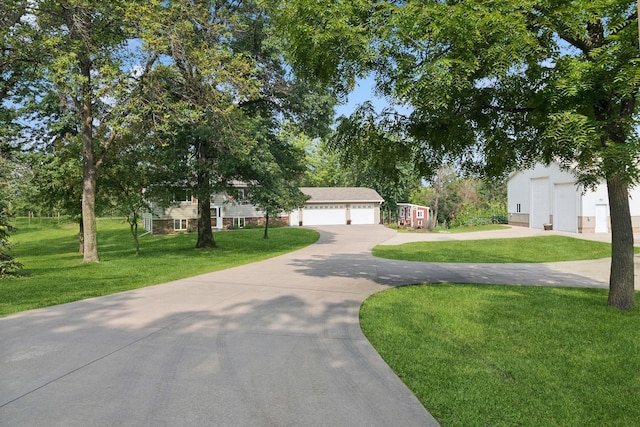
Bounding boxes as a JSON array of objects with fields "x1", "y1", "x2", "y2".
[{"x1": 0, "y1": 225, "x2": 438, "y2": 427}]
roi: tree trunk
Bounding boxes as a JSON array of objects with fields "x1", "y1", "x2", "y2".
[
  {"x1": 78, "y1": 219, "x2": 84, "y2": 254},
  {"x1": 263, "y1": 213, "x2": 269, "y2": 239},
  {"x1": 196, "y1": 195, "x2": 215, "y2": 248},
  {"x1": 80, "y1": 75, "x2": 99, "y2": 262},
  {"x1": 607, "y1": 174, "x2": 635, "y2": 310},
  {"x1": 129, "y1": 215, "x2": 140, "y2": 256},
  {"x1": 195, "y1": 140, "x2": 215, "y2": 248}
]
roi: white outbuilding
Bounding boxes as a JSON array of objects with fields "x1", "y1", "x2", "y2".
[{"x1": 507, "y1": 163, "x2": 640, "y2": 233}]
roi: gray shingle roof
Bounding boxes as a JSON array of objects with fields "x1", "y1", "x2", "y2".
[{"x1": 299, "y1": 187, "x2": 384, "y2": 203}]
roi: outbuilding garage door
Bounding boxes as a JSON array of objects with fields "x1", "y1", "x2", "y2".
[
  {"x1": 302, "y1": 205, "x2": 346, "y2": 225},
  {"x1": 350, "y1": 204, "x2": 376, "y2": 224},
  {"x1": 553, "y1": 183, "x2": 577, "y2": 232},
  {"x1": 530, "y1": 177, "x2": 550, "y2": 230}
]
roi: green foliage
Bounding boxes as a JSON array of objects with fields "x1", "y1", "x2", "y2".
[
  {"x1": 299, "y1": 104, "x2": 423, "y2": 220},
  {"x1": 0, "y1": 211, "x2": 23, "y2": 277},
  {"x1": 271, "y1": 1, "x2": 639, "y2": 307},
  {"x1": 2, "y1": 218, "x2": 318, "y2": 316},
  {"x1": 264, "y1": 0, "x2": 375, "y2": 97},
  {"x1": 411, "y1": 170, "x2": 507, "y2": 227},
  {"x1": 361, "y1": 284, "x2": 640, "y2": 426},
  {"x1": 449, "y1": 205, "x2": 508, "y2": 228},
  {"x1": 0, "y1": 144, "x2": 22, "y2": 276},
  {"x1": 241, "y1": 119, "x2": 310, "y2": 238}
]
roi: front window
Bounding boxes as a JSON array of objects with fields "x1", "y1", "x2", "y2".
[
  {"x1": 174, "y1": 219, "x2": 187, "y2": 230},
  {"x1": 234, "y1": 217, "x2": 245, "y2": 228},
  {"x1": 417, "y1": 210, "x2": 424, "y2": 218}
]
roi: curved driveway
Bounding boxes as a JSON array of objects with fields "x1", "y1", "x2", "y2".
[{"x1": 0, "y1": 225, "x2": 634, "y2": 426}]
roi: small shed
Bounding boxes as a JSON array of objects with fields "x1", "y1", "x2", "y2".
[{"x1": 397, "y1": 203, "x2": 431, "y2": 229}]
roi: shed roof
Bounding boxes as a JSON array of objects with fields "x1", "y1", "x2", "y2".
[{"x1": 299, "y1": 187, "x2": 384, "y2": 203}]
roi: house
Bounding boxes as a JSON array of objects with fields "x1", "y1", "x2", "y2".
[
  {"x1": 142, "y1": 184, "x2": 288, "y2": 235},
  {"x1": 142, "y1": 186, "x2": 384, "y2": 234},
  {"x1": 397, "y1": 203, "x2": 431, "y2": 229},
  {"x1": 507, "y1": 162, "x2": 640, "y2": 233},
  {"x1": 289, "y1": 187, "x2": 384, "y2": 226}
]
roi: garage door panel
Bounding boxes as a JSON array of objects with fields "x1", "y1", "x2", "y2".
[
  {"x1": 530, "y1": 178, "x2": 550, "y2": 229},
  {"x1": 554, "y1": 183, "x2": 577, "y2": 232},
  {"x1": 303, "y1": 205, "x2": 346, "y2": 225},
  {"x1": 350, "y1": 204, "x2": 375, "y2": 224}
]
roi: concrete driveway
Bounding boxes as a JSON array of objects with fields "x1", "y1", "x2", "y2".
[
  {"x1": 1, "y1": 225, "x2": 437, "y2": 427},
  {"x1": 0, "y1": 225, "x2": 633, "y2": 426}
]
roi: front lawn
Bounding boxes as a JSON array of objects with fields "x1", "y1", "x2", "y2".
[
  {"x1": 373, "y1": 235, "x2": 638, "y2": 263},
  {"x1": 360, "y1": 284, "x2": 640, "y2": 426},
  {"x1": 434, "y1": 224, "x2": 510, "y2": 234},
  {"x1": 1, "y1": 218, "x2": 319, "y2": 317},
  {"x1": 391, "y1": 224, "x2": 509, "y2": 234}
]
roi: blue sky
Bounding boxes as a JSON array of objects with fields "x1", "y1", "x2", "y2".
[
  {"x1": 334, "y1": 75, "x2": 412, "y2": 119},
  {"x1": 334, "y1": 76, "x2": 384, "y2": 118}
]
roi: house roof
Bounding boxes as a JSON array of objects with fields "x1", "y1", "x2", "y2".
[
  {"x1": 397, "y1": 203, "x2": 430, "y2": 210},
  {"x1": 299, "y1": 187, "x2": 384, "y2": 203}
]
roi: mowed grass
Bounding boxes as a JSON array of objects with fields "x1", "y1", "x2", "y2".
[
  {"x1": 360, "y1": 284, "x2": 640, "y2": 426},
  {"x1": 439, "y1": 224, "x2": 510, "y2": 233},
  {"x1": 1, "y1": 218, "x2": 319, "y2": 317},
  {"x1": 373, "y1": 235, "x2": 638, "y2": 263},
  {"x1": 395, "y1": 224, "x2": 509, "y2": 234}
]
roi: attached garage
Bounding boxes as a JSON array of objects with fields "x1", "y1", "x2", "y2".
[{"x1": 291, "y1": 187, "x2": 384, "y2": 226}]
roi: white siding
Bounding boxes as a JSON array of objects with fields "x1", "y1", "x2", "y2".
[
  {"x1": 507, "y1": 170, "x2": 530, "y2": 214},
  {"x1": 289, "y1": 208, "x2": 300, "y2": 226},
  {"x1": 580, "y1": 183, "x2": 609, "y2": 217}
]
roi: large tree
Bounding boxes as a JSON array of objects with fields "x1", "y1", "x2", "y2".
[
  {"x1": 141, "y1": 0, "x2": 262, "y2": 248},
  {"x1": 142, "y1": 0, "x2": 334, "y2": 248},
  {"x1": 272, "y1": 0, "x2": 640, "y2": 310},
  {"x1": 241, "y1": 120, "x2": 309, "y2": 238},
  {"x1": 10, "y1": 0, "x2": 160, "y2": 261}
]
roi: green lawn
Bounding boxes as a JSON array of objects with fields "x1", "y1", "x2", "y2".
[
  {"x1": 392, "y1": 224, "x2": 509, "y2": 234},
  {"x1": 360, "y1": 284, "x2": 640, "y2": 427},
  {"x1": 434, "y1": 224, "x2": 510, "y2": 234},
  {"x1": 1, "y1": 217, "x2": 319, "y2": 317},
  {"x1": 373, "y1": 235, "x2": 638, "y2": 263}
]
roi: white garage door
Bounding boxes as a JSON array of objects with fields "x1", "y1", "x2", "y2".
[
  {"x1": 350, "y1": 204, "x2": 376, "y2": 224},
  {"x1": 302, "y1": 205, "x2": 346, "y2": 225},
  {"x1": 554, "y1": 183, "x2": 577, "y2": 232},
  {"x1": 530, "y1": 177, "x2": 550, "y2": 229}
]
